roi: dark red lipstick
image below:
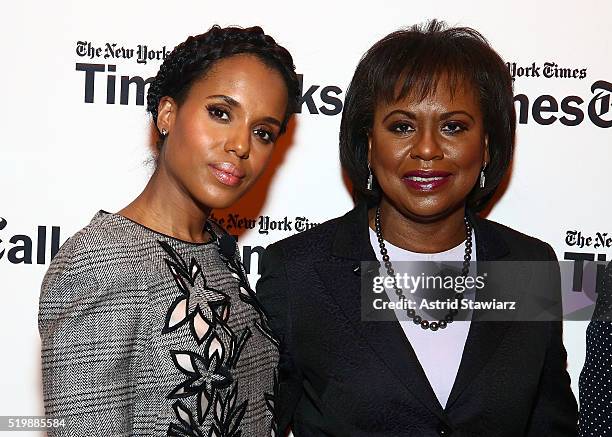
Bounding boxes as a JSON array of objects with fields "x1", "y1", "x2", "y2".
[{"x1": 402, "y1": 170, "x2": 451, "y2": 191}]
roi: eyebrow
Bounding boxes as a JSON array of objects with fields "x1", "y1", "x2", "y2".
[
  {"x1": 207, "y1": 94, "x2": 282, "y2": 127},
  {"x1": 382, "y1": 109, "x2": 476, "y2": 123},
  {"x1": 208, "y1": 94, "x2": 240, "y2": 107},
  {"x1": 441, "y1": 110, "x2": 475, "y2": 122},
  {"x1": 382, "y1": 110, "x2": 416, "y2": 123}
]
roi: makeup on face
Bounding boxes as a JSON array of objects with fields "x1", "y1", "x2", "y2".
[
  {"x1": 159, "y1": 54, "x2": 288, "y2": 210},
  {"x1": 368, "y1": 77, "x2": 487, "y2": 219}
]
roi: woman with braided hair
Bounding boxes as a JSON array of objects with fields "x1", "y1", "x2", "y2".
[{"x1": 39, "y1": 25, "x2": 299, "y2": 436}]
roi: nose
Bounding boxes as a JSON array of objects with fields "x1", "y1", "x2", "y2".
[
  {"x1": 224, "y1": 127, "x2": 251, "y2": 159},
  {"x1": 409, "y1": 128, "x2": 443, "y2": 161}
]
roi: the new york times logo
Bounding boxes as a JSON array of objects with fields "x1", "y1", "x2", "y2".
[
  {"x1": 210, "y1": 212, "x2": 321, "y2": 275},
  {"x1": 76, "y1": 41, "x2": 170, "y2": 65},
  {"x1": 75, "y1": 62, "x2": 343, "y2": 115},
  {"x1": 514, "y1": 81, "x2": 612, "y2": 128},
  {"x1": 566, "y1": 230, "x2": 612, "y2": 250},
  {"x1": 0, "y1": 217, "x2": 61, "y2": 265},
  {"x1": 564, "y1": 229, "x2": 611, "y2": 295},
  {"x1": 507, "y1": 61, "x2": 588, "y2": 80},
  {"x1": 210, "y1": 213, "x2": 320, "y2": 235}
]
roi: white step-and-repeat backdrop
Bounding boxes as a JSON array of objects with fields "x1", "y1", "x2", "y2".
[{"x1": 1, "y1": 1, "x2": 610, "y2": 435}]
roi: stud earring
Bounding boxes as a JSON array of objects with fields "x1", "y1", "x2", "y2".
[
  {"x1": 480, "y1": 162, "x2": 487, "y2": 188},
  {"x1": 161, "y1": 128, "x2": 168, "y2": 136},
  {"x1": 367, "y1": 163, "x2": 374, "y2": 191}
]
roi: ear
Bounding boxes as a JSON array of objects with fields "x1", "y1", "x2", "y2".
[
  {"x1": 483, "y1": 135, "x2": 490, "y2": 166},
  {"x1": 156, "y1": 96, "x2": 177, "y2": 134}
]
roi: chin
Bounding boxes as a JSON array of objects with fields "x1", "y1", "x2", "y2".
[
  {"x1": 395, "y1": 200, "x2": 460, "y2": 222},
  {"x1": 193, "y1": 188, "x2": 243, "y2": 211}
]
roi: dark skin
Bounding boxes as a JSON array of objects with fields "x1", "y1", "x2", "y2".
[
  {"x1": 367, "y1": 77, "x2": 489, "y2": 253},
  {"x1": 120, "y1": 54, "x2": 289, "y2": 243}
]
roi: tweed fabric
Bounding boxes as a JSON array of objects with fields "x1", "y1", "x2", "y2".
[{"x1": 39, "y1": 211, "x2": 279, "y2": 436}]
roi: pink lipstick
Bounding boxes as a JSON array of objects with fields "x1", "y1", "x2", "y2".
[
  {"x1": 209, "y1": 162, "x2": 245, "y2": 187},
  {"x1": 402, "y1": 170, "x2": 451, "y2": 191}
]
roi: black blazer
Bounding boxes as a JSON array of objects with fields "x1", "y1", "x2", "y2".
[{"x1": 256, "y1": 204, "x2": 578, "y2": 437}]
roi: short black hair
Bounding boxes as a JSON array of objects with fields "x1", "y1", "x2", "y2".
[
  {"x1": 147, "y1": 25, "x2": 299, "y2": 145},
  {"x1": 340, "y1": 20, "x2": 515, "y2": 212}
]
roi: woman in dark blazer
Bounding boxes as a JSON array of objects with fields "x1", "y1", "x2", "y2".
[{"x1": 257, "y1": 20, "x2": 577, "y2": 436}]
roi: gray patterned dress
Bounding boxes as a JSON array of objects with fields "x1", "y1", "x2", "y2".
[{"x1": 39, "y1": 211, "x2": 280, "y2": 436}]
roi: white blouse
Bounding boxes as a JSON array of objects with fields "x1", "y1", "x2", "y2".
[{"x1": 368, "y1": 227, "x2": 477, "y2": 409}]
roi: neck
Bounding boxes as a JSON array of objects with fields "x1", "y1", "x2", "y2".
[
  {"x1": 369, "y1": 198, "x2": 468, "y2": 253},
  {"x1": 119, "y1": 164, "x2": 212, "y2": 243}
]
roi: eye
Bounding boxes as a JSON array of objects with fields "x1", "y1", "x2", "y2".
[
  {"x1": 441, "y1": 121, "x2": 467, "y2": 135},
  {"x1": 253, "y1": 128, "x2": 275, "y2": 144},
  {"x1": 389, "y1": 122, "x2": 415, "y2": 134},
  {"x1": 207, "y1": 105, "x2": 230, "y2": 121}
]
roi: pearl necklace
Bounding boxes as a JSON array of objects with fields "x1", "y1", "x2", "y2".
[{"x1": 374, "y1": 206, "x2": 473, "y2": 331}]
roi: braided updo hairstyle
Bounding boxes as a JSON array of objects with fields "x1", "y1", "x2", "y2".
[{"x1": 147, "y1": 25, "x2": 300, "y2": 147}]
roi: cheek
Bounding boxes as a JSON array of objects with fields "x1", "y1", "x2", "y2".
[
  {"x1": 172, "y1": 123, "x2": 221, "y2": 164},
  {"x1": 444, "y1": 129, "x2": 486, "y2": 165},
  {"x1": 371, "y1": 131, "x2": 408, "y2": 169},
  {"x1": 247, "y1": 145, "x2": 275, "y2": 179},
  {"x1": 161, "y1": 135, "x2": 218, "y2": 187},
  {"x1": 372, "y1": 146, "x2": 409, "y2": 188},
  {"x1": 173, "y1": 107, "x2": 223, "y2": 148}
]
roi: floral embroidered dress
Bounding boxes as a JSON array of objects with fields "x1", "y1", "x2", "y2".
[{"x1": 39, "y1": 211, "x2": 279, "y2": 436}]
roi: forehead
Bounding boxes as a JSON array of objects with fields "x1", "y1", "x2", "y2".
[
  {"x1": 198, "y1": 54, "x2": 285, "y2": 92},
  {"x1": 378, "y1": 74, "x2": 482, "y2": 113},
  {"x1": 186, "y1": 54, "x2": 288, "y2": 112}
]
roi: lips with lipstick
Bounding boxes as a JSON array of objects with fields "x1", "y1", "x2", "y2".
[
  {"x1": 402, "y1": 170, "x2": 452, "y2": 191},
  {"x1": 209, "y1": 162, "x2": 246, "y2": 187}
]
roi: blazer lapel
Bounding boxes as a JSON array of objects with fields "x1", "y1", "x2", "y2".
[
  {"x1": 314, "y1": 204, "x2": 449, "y2": 424},
  {"x1": 315, "y1": 205, "x2": 520, "y2": 419},
  {"x1": 445, "y1": 212, "x2": 513, "y2": 409}
]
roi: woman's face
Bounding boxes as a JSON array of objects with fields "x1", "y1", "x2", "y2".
[
  {"x1": 368, "y1": 77, "x2": 488, "y2": 221},
  {"x1": 157, "y1": 54, "x2": 289, "y2": 210}
]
